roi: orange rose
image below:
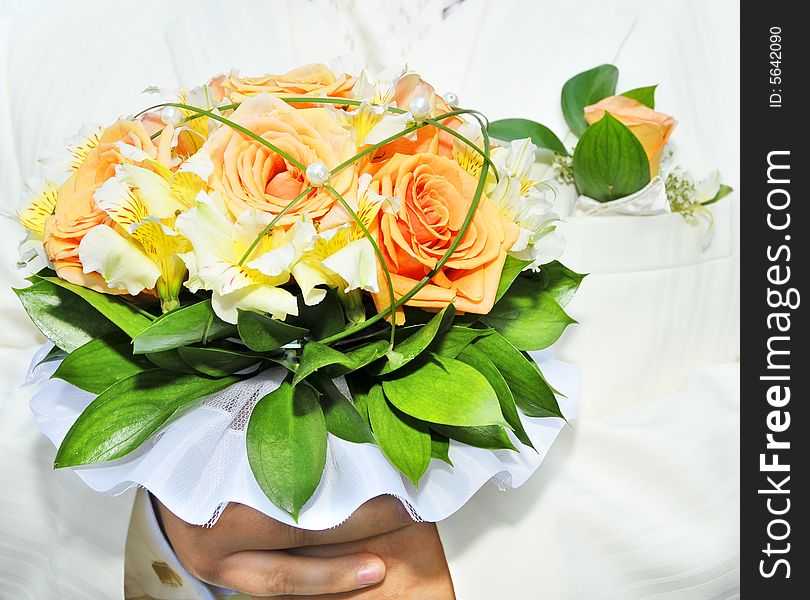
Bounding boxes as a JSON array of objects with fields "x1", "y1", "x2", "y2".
[
  {"x1": 42, "y1": 120, "x2": 169, "y2": 292},
  {"x1": 210, "y1": 63, "x2": 355, "y2": 107},
  {"x1": 205, "y1": 93, "x2": 356, "y2": 226},
  {"x1": 370, "y1": 153, "x2": 518, "y2": 319},
  {"x1": 583, "y1": 96, "x2": 677, "y2": 177}
]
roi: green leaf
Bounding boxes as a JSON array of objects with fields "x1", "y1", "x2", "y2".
[
  {"x1": 52, "y1": 335, "x2": 149, "y2": 394},
  {"x1": 482, "y1": 278, "x2": 575, "y2": 350},
  {"x1": 313, "y1": 376, "x2": 375, "y2": 444},
  {"x1": 541, "y1": 261, "x2": 586, "y2": 307},
  {"x1": 472, "y1": 332, "x2": 562, "y2": 418},
  {"x1": 369, "y1": 304, "x2": 455, "y2": 375},
  {"x1": 55, "y1": 370, "x2": 241, "y2": 467},
  {"x1": 430, "y1": 432, "x2": 452, "y2": 465},
  {"x1": 237, "y1": 310, "x2": 308, "y2": 352},
  {"x1": 368, "y1": 385, "x2": 431, "y2": 486},
  {"x1": 288, "y1": 289, "x2": 345, "y2": 340},
  {"x1": 177, "y1": 347, "x2": 260, "y2": 377},
  {"x1": 382, "y1": 354, "x2": 506, "y2": 427},
  {"x1": 247, "y1": 381, "x2": 327, "y2": 520},
  {"x1": 14, "y1": 280, "x2": 119, "y2": 352},
  {"x1": 294, "y1": 340, "x2": 389, "y2": 385},
  {"x1": 561, "y1": 64, "x2": 619, "y2": 136},
  {"x1": 621, "y1": 84, "x2": 657, "y2": 108},
  {"x1": 456, "y1": 345, "x2": 533, "y2": 449},
  {"x1": 431, "y1": 325, "x2": 493, "y2": 358},
  {"x1": 703, "y1": 184, "x2": 733, "y2": 206},
  {"x1": 132, "y1": 300, "x2": 236, "y2": 354},
  {"x1": 488, "y1": 118, "x2": 568, "y2": 155},
  {"x1": 35, "y1": 274, "x2": 153, "y2": 337},
  {"x1": 432, "y1": 424, "x2": 516, "y2": 451},
  {"x1": 495, "y1": 256, "x2": 532, "y2": 304},
  {"x1": 573, "y1": 112, "x2": 651, "y2": 202},
  {"x1": 145, "y1": 349, "x2": 198, "y2": 373}
]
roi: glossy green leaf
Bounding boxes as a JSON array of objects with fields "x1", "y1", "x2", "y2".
[
  {"x1": 368, "y1": 385, "x2": 431, "y2": 486},
  {"x1": 55, "y1": 370, "x2": 241, "y2": 467},
  {"x1": 313, "y1": 376, "x2": 375, "y2": 444},
  {"x1": 456, "y1": 345, "x2": 533, "y2": 448},
  {"x1": 35, "y1": 274, "x2": 153, "y2": 337},
  {"x1": 52, "y1": 335, "x2": 149, "y2": 394},
  {"x1": 488, "y1": 118, "x2": 569, "y2": 155},
  {"x1": 703, "y1": 184, "x2": 733, "y2": 206},
  {"x1": 237, "y1": 310, "x2": 307, "y2": 352},
  {"x1": 369, "y1": 304, "x2": 455, "y2": 375},
  {"x1": 177, "y1": 346, "x2": 260, "y2": 377},
  {"x1": 146, "y1": 349, "x2": 198, "y2": 373},
  {"x1": 561, "y1": 64, "x2": 619, "y2": 136},
  {"x1": 14, "y1": 280, "x2": 119, "y2": 352},
  {"x1": 294, "y1": 340, "x2": 389, "y2": 385},
  {"x1": 495, "y1": 256, "x2": 532, "y2": 304},
  {"x1": 621, "y1": 84, "x2": 657, "y2": 108},
  {"x1": 289, "y1": 289, "x2": 345, "y2": 340},
  {"x1": 132, "y1": 300, "x2": 236, "y2": 354},
  {"x1": 430, "y1": 432, "x2": 452, "y2": 465},
  {"x1": 433, "y1": 424, "x2": 516, "y2": 451},
  {"x1": 541, "y1": 261, "x2": 586, "y2": 307},
  {"x1": 482, "y1": 278, "x2": 575, "y2": 350},
  {"x1": 247, "y1": 382, "x2": 327, "y2": 520},
  {"x1": 382, "y1": 354, "x2": 506, "y2": 427},
  {"x1": 573, "y1": 112, "x2": 651, "y2": 202},
  {"x1": 472, "y1": 332, "x2": 562, "y2": 418},
  {"x1": 431, "y1": 325, "x2": 493, "y2": 358}
]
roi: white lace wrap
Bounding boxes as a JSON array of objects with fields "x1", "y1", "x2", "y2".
[{"x1": 26, "y1": 344, "x2": 579, "y2": 530}]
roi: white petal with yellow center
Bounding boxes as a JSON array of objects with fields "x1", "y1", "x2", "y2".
[{"x1": 78, "y1": 224, "x2": 161, "y2": 295}]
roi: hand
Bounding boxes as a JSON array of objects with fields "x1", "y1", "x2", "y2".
[{"x1": 154, "y1": 495, "x2": 454, "y2": 598}]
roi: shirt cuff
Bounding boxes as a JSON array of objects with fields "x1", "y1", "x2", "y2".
[{"x1": 125, "y1": 488, "x2": 238, "y2": 599}]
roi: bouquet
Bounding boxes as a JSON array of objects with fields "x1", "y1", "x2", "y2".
[
  {"x1": 14, "y1": 62, "x2": 581, "y2": 523},
  {"x1": 489, "y1": 64, "x2": 733, "y2": 245}
]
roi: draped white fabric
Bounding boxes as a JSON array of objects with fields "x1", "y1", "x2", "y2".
[{"x1": 0, "y1": 1, "x2": 739, "y2": 598}]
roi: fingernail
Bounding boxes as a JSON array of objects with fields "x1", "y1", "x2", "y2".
[
  {"x1": 396, "y1": 502, "x2": 413, "y2": 524},
  {"x1": 356, "y1": 563, "x2": 384, "y2": 586}
]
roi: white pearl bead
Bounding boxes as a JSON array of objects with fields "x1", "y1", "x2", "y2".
[
  {"x1": 409, "y1": 95, "x2": 432, "y2": 120},
  {"x1": 306, "y1": 161, "x2": 330, "y2": 187},
  {"x1": 443, "y1": 91, "x2": 460, "y2": 108},
  {"x1": 160, "y1": 106, "x2": 183, "y2": 126}
]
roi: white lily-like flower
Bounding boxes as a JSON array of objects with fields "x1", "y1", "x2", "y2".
[
  {"x1": 15, "y1": 178, "x2": 59, "y2": 270},
  {"x1": 696, "y1": 170, "x2": 722, "y2": 203},
  {"x1": 36, "y1": 124, "x2": 104, "y2": 184},
  {"x1": 486, "y1": 137, "x2": 564, "y2": 270},
  {"x1": 292, "y1": 174, "x2": 392, "y2": 316},
  {"x1": 335, "y1": 65, "x2": 416, "y2": 145},
  {"x1": 175, "y1": 192, "x2": 317, "y2": 324},
  {"x1": 453, "y1": 119, "x2": 486, "y2": 178},
  {"x1": 144, "y1": 83, "x2": 221, "y2": 155},
  {"x1": 78, "y1": 162, "x2": 203, "y2": 309}
]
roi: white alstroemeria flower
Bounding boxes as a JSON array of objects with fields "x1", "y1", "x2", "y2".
[
  {"x1": 144, "y1": 83, "x2": 221, "y2": 153},
  {"x1": 14, "y1": 178, "x2": 59, "y2": 270},
  {"x1": 292, "y1": 174, "x2": 391, "y2": 307},
  {"x1": 36, "y1": 124, "x2": 104, "y2": 184},
  {"x1": 453, "y1": 119, "x2": 486, "y2": 178},
  {"x1": 490, "y1": 137, "x2": 543, "y2": 195},
  {"x1": 80, "y1": 164, "x2": 200, "y2": 309},
  {"x1": 175, "y1": 192, "x2": 317, "y2": 324},
  {"x1": 486, "y1": 141, "x2": 564, "y2": 270},
  {"x1": 334, "y1": 65, "x2": 416, "y2": 145}
]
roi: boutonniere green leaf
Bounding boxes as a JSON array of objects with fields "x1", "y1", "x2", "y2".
[
  {"x1": 561, "y1": 64, "x2": 619, "y2": 136},
  {"x1": 621, "y1": 84, "x2": 658, "y2": 108},
  {"x1": 572, "y1": 112, "x2": 651, "y2": 202}
]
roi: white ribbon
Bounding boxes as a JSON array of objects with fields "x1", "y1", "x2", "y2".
[{"x1": 574, "y1": 176, "x2": 670, "y2": 216}]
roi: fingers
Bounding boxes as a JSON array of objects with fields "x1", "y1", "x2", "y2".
[
  {"x1": 215, "y1": 550, "x2": 385, "y2": 597},
  {"x1": 213, "y1": 495, "x2": 414, "y2": 552}
]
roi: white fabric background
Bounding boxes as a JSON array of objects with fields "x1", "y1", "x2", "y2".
[{"x1": 0, "y1": 1, "x2": 739, "y2": 598}]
